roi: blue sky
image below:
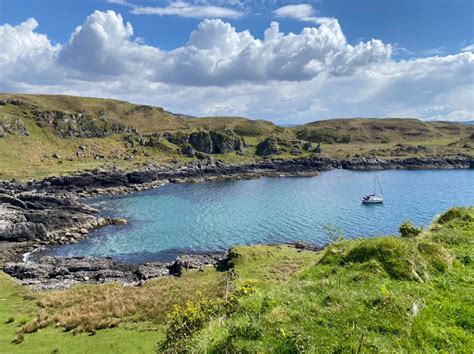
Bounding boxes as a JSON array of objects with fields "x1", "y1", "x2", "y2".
[
  {"x1": 2, "y1": 0, "x2": 472, "y2": 54},
  {"x1": 0, "y1": 0, "x2": 473, "y2": 122}
]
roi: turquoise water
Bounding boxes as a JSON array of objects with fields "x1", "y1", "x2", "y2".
[{"x1": 41, "y1": 169, "x2": 474, "y2": 263}]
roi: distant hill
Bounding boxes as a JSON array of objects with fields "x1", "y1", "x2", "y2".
[
  {"x1": 0, "y1": 93, "x2": 473, "y2": 180},
  {"x1": 0, "y1": 93, "x2": 277, "y2": 135},
  {"x1": 296, "y1": 118, "x2": 472, "y2": 144}
]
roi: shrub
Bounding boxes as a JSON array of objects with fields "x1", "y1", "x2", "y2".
[
  {"x1": 437, "y1": 208, "x2": 464, "y2": 224},
  {"x1": 297, "y1": 128, "x2": 345, "y2": 144},
  {"x1": 322, "y1": 224, "x2": 345, "y2": 243},
  {"x1": 158, "y1": 283, "x2": 257, "y2": 352},
  {"x1": 399, "y1": 220, "x2": 422, "y2": 238},
  {"x1": 234, "y1": 125, "x2": 263, "y2": 137},
  {"x1": 338, "y1": 134, "x2": 351, "y2": 143}
]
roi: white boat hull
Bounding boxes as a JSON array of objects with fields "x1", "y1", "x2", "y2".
[{"x1": 362, "y1": 197, "x2": 384, "y2": 204}]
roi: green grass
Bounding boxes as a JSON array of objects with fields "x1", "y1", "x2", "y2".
[
  {"x1": 165, "y1": 207, "x2": 474, "y2": 352},
  {"x1": 0, "y1": 272, "x2": 161, "y2": 353},
  {"x1": 0, "y1": 207, "x2": 473, "y2": 352}
]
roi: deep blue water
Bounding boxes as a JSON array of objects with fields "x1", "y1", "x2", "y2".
[{"x1": 40, "y1": 169, "x2": 474, "y2": 263}]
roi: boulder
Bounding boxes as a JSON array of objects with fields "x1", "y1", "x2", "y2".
[
  {"x1": 256, "y1": 137, "x2": 280, "y2": 156},
  {"x1": 181, "y1": 144, "x2": 196, "y2": 157},
  {"x1": 168, "y1": 254, "x2": 222, "y2": 276},
  {"x1": 189, "y1": 131, "x2": 213, "y2": 153},
  {"x1": 15, "y1": 118, "x2": 29, "y2": 136},
  {"x1": 136, "y1": 263, "x2": 169, "y2": 280}
]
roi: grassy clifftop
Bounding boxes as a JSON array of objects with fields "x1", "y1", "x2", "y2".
[
  {"x1": 0, "y1": 93, "x2": 473, "y2": 180},
  {"x1": 0, "y1": 206, "x2": 473, "y2": 352}
]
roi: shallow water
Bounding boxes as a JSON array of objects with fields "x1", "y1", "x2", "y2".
[{"x1": 40, "y1": 169, "x2": 474, "y2": 263}]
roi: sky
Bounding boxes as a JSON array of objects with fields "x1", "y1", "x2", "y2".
[{"x1": 0, "y1": 0, "x2": 473, "y2": 123}]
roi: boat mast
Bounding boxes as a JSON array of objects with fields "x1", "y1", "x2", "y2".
[
  {"x1": 373, "y1": 174, "x2": 376, "y2": 195},
  {"x1": 377, "y1": 175, "x2": 384, "y2": 196}
]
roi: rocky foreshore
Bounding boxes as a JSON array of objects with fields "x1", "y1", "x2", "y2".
[
  {"x1": 3, "y1": 253, "x2": 226, "y2": 290},
  {"x1": 2, "y1": 241, "x2": 324, "y2": 290},
  {"x1": 0, "y1": 155, "x2": 472, "y2": 286}
]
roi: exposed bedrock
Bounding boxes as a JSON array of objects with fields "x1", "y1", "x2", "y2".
[
  {"x1": 3, "y1": 156, "x2": 470, "y2": 196},
  {"x1": 0, "y1": 192, "x2": 124, "y2": 263},
  {"x1": 3, "y1": 253, "x2": 226, "y2": 290}
]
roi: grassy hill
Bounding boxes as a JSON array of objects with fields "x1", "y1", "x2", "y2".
[
  {"x1": 0, "y1": 206, "x2": 472, "y2": 352},
  {"x1": 0, "y1": 93, "x2": 473, "y2": 180}
]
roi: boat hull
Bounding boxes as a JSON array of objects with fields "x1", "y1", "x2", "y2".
[{"x1": 362, "y1": 198, "x2": 384, "y2": 204}]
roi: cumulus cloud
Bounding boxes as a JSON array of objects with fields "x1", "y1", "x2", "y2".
[
  {"x1": 130, "y1": 1, "x2": 243, "y2": 19},
  {"x1": 0, "y1": 10, "x2": 472, "y2": 122},
  {"x1": 273, "y1": 4, "x2": 333, "y2": 25},
  {"x1": 58, "y1": 10, "x2": 160, "y2": 77},
  {"x1": 51, "y1": 11, "x2": 392, "y2": 85},
  {"x1": 154, "y1": 19, "x2": 392, "y2": 85},
  {"x1": 0, "y1": 18, "x2": 61, "y2": 84}
]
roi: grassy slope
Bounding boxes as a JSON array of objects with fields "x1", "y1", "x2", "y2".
[
  {"x1": 1, "y1": 93, "x2": 473, "y2": 180},
  {"x1": 172, "y1": 207, "x2": 474, "y2": 352},
  {"x1": 298, "y1": 118, "x2": 474, "y2": 159},
  {"x1": 0, "y1": 207, "x2": 473, "y2": 352},
  {"x1": 0, "y1": 247, "x2": 320, "y2": 353}
]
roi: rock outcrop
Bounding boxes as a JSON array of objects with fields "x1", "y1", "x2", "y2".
[
  {"x1": 0, "y1": 192, "x2": 121, "y2": 263},
  {"x1": 4, "y1": 253, "x2": 226, "y2": 290},
  {"x1": 168, "y1": 254, "x2": 224, "y2": 276},
  {"x1": 32, "y1": 110, "x2": 136, "y2": 138},
  {"x1": 0, "y1": 116, "x2": 29, "y2": 137},
  {"x1": 189, "y1": 130, "x2": 245, "y2": 154},
  {"x1": 256, "y1": 137, "x2": 280, "y2": 156}
]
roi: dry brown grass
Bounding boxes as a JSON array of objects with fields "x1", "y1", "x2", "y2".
[{"x1": 33, "y1": 270, "x2": 225, "y2": 333}]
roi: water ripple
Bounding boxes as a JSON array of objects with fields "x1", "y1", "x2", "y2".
[{"x1": 40, "y1": 169, "x2": 474, "y2": 263}]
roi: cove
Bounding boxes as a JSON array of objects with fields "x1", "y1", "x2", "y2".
[{"x1": 40, "y1": 169, "x2": 474, "y2": 263}]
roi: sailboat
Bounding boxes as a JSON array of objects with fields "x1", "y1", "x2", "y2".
[{"x1": 362, "y1": 174, "x2": 384, "y2": 204}]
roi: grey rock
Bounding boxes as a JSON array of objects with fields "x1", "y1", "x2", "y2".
[
  {"x1": 256, "y1": 137, "x2": 280, "y2": 156},
  {"x1": 180, "y1": 144, "x2": 196, "y2": 157},
  {"x1": 168, "y1": 254, "x2": 222, "y2": 276}
]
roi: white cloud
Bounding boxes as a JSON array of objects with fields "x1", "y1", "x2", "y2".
[
  {"x1": 106, "y1": 0, "x2": 132, "y2": 6},
  {"x1": 273, "y1": 4, "x2": 333, "y2": 25},
  {"x1": 461, "y1": 43, "x2": 474, "y2": 52},
  {"x1": 0, "y1": 18, "x2": 61, "y2": 85},
  {"x1": 130, "y1": 1, "x2": 243, "y2": 19},
  {"x1": 154, "y1": 19, "x2": 391, "y2": 85},
  {"x1": 422, "y1": 46, "x2": 446, "y2": 56},
  {"x1": 0, "y1": 10, "x2": 472, "y2": 122},
  {"x1": 0, "y1": 18, "x2": 57, "y2": 66},
  {"x1": 58, "y1": 10, "x2": 160, "y2": 77}
]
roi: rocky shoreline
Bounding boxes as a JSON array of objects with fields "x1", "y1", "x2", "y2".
[{"x1": 0, "y1": 155, "x2": 472, "y2": 289}]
